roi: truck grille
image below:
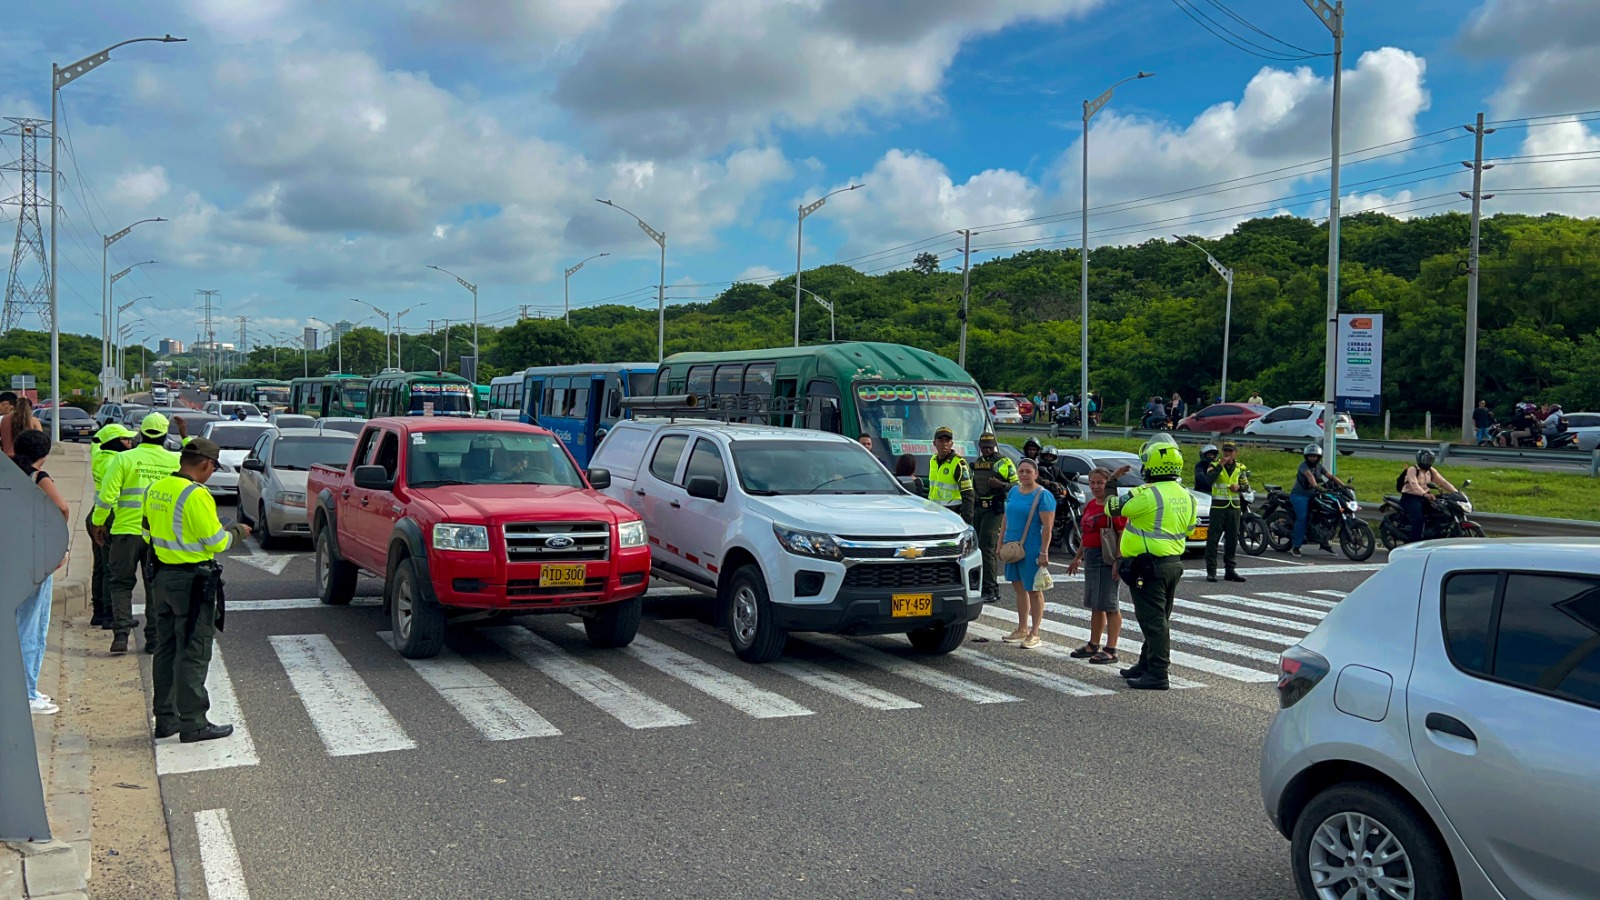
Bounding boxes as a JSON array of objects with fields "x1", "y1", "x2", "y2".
[
  {"x1": 840, "y1": 544, "x2": 965, "y2": 560},
  {"x1": 843, "y1": 562, "x2": 961, "y2": 591},
  {"x1": 504, "y1": 522, "x2": 609, "y2": 563},
  {"x1": 506, "y1": 577, "x2": 609, "y2": 601}
]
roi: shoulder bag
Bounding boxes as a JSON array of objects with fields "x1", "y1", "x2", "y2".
[{"x1": 999, "y1": 488, "x2": 1044, "y2": 563}]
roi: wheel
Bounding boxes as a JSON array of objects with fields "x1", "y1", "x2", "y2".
[
  {"x1": 1266, "y1": 510, "x2": 1294, "y2": 552},
  {"x1": 1177, "y1": 425, "x2": 1190, "y2": 432},
  {"x1": 1464, "y1": 524, "x2": 1486, "y2": 538},
  {"x1": 1241, "y1": 514, "x2": 1268, "y2": 556},
  {"x1": 1379, "y1": 518, "x2": 1405, "y2": 550},
  {"x1": 1230, "y1": 426, "x2": 1245, "y2": 434},
  {"x1": 256, "y1": 503, "x2": 280, "y2": 550},
  {"x1": 583, "y1": 595, "x2": 641, "y2": 648},
  {"x1": 390, "y1": 555, "x2": 446, "y2": 659},
  {"x1": 1340, "y1": 519, "x2": 1376, "y2": 561},
  {"x1": 726, "y1": 564, "x2": 785, "y2": 664},
  {"x1": 315, "y1": 525, "x2": 357, "y2": 606},
  {"x1": 1290, "y1": 782, "x2": 1457, "y2": 900},
  {"x1": 1339, "y1": 449, "x2": 1355, "y2": 457},
  {"x1": 907, "y1": 621, "x2": 967, "y2": 654}
]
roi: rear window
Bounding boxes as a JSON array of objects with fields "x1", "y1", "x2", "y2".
[
  {"x1": 273, "y1": 436, "x2": 357, "y2": 471},
  {"x1": 1442, "y1": 570, "x2": 1600, "y2": 709},
  {"x1": 649, "y1": 434, "x2": 689, "y2": 483},
  {"x1": 589, "y1": 425, "x2": 653, "y2": 480}
]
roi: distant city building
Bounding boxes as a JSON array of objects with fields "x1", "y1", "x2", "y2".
[
  {"x1": 158, "y1": 338, "x2": 184, "y2": 355},
  {"x1": 303, "y1": 326, "x2": 319, "y2": 351},
  {"x1": 335, "y1": 319, "x2": 354, "y2": 337}
]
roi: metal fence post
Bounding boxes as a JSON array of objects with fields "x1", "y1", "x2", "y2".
[
  {"x1": 1425, "y1": 411, "x2": 1432, "y2": 440},
  {"x1": 1384, "y1": 410, "x2": 1391, "y2": 440},
  {"x1": 1591, "y1": 447, "x2": 1600, "y2": 478}
]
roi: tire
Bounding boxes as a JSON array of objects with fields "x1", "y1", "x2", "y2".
[
  {"x1": 1341, "y1": 519, "x2": 1376, "y2": 561},
  {"x1": 1241, "y1": 514, "x2": 1268, "y2": 556},
  {"x1": 1464, "y1": 524, "x2": 1486, "y2": 538},
  {"x1": 907, "y1": 621, "x2": 967, "y2": 654},
  {"x1": 583, "y1": 595, "x2": 641, "y2": 648},
  {"x1": 1177, "y1": 425, "x2": 1190, "y2": 432},
  {"x1": 726, "y1": 565, "x2": 786, "y2": 664},
  {"x1": 1266, "y1": 509, "x2": 1294, "y2": 553},
  {"x1": 390, "y1": 554, "x2": 446, "y2": 659},
  {"x1": 315, "y1": 525, "x2": 357, "y2": 606},
  {"x1": 1230, "y1": 426, "x2": 1244, "y2": 434},
  {"x1": 1290, "y1": 782, "x2": 1457, "y2": 900},
  {"x1": 256, "y1": 502, "x2": 280, "y2": 550},
  {"x1": 1379, "y1": 518, "x2": 1405, "y2": 551},
  {"x1": 1339, "y1": 449, "x2": 1355, "y2": 457}
]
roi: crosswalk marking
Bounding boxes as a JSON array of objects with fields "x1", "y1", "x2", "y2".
[
  {"x1": 194, "y1": 809, "x2": 250, "y2": 900},
  {"x1": 483, "y1": 627, "x2": 693, "y2": 730},
  {"x1": 157, "y1": 643, "x2": 260, "y2": 774},
  {"x1": 982, "y1": 609, "x2": 1275, "y2": 682},
  {"x1": 964, "y1": 622, "x2": 1204, "y2": 689},
  {"x1": 660, "y1": 620, "x2": 923, "y2": 710},
  {"x1": 1174, "y1": 598, "x2": 1316, "y2": 634},
  {"x1": 379, "y1": 632, "x2": 561, "y2": 740},
  {"x1": 566, "y1": 625, "x2": 813, "y2": 720},
  {"x1": 268, "y1": 634, "x2": 417, "y2": 757},
  {"x1": 1257, "y1": 591, "x2": 1340, "y2": 610},
  {"x1": 950, "y1": 646, "x2": 1115, "y2": 697},
  {"x1": 796, "y1": 634, "x2": 1022, "y2": 704},
  {"x1": 1309, "y1": 590, "x2": 1348, "y2": 599},
  {"x1": 1044, "y1": 602, "x2": 1282, "y2": 664},
  {"x1": 1133, "y1": 602, "x2": 1307, "y2": 646},
  {"x1": 1201, "y1": 594, "x2": 1328, "y2": 622}
]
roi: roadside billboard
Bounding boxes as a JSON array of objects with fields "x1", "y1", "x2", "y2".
[{"x1": 1335, "y1": 313, "x2": 1383, "y2": 416}]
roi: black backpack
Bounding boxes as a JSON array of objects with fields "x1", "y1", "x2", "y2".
[{"x1": 1395, "y1": 466, "x2": 1411, "y2": 493}]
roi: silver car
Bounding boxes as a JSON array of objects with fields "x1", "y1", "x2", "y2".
[
  {"x1": 238, "y1": 428, "x2": 357, "y2": 547},
  {"x1": 315, "y1": 416, "x2": 367, "y2": 437},
  {"x1": 268, "y1": 412, "x2": 316, "y2": 430},
  {"x1": 198, "y1": 421, "x2": 277, "y2": 498},
  {"x1": 1261, "y1": 538, "x2": 1600, "y2": 899}
]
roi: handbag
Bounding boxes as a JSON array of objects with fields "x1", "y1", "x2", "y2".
[{"x1": 998, "y1": 489, "x2": 1044, "y2": 563}]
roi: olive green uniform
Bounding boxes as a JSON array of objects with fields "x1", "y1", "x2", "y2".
[
  {"x1": 144, "y1": 472, "x2": 233, "y2": 736},
  {"x1": 971, "y1": 453, "x2": 1018, "y2": 600}
]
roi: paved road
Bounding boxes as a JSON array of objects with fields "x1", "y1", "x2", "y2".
[{"x1": 129, "y1": 514, "x2": 1381, "y2": 900}]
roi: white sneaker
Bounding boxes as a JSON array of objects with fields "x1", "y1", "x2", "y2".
[
  {"x1": 30, "y1": 697, "x2": 59, "y2": 715},
  {"x1": 33, "y1": 693, "x2": 50, "y2": 704}
]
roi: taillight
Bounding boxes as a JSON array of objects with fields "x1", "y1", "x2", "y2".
[
  {"x1": 1276, "y1": 646, "x2": 1330, "y2": 709},
  {"x1": 1316, "y1": 416, "x2": 1324, "y2": 427}
]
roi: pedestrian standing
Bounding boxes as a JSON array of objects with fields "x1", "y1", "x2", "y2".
[
  {"x1": 1032, "y1": 392, "x2": 1045, "y2": 423},
  {"x1": 971, "y1": 433, "x2": 1018, "y2": 603},
  {"x1": 1066, "y1": 466, "x2": 1125, "y2": 664},
  {"x1": 2, "y1": 394, "x2": 43, "y2": 460},
  {"x1": 926, "y1": 425, "x2": 975, "y2": 523},
  {"x1": 998, "y1": 458, "x2": 1056, "y2": 649},
  {"x1": 1247, "y1": 391, "x2": 1263, "y2": 406},
  {"x1": 90, "y1": 413, "x2": 180, "y2": 654},
  {"x1": 13, "y1": 430, "x2": 69, "y2": 714},
  {"x1": 144, "y1": 437, "x2": 249, "y2": 743},
  {"x1": 1169, "y1": 392, "x2": 1186, "y2": 428},
  {"x1": 1105, "y1": 436, "x2": 1196, "y2": 690},
  {"x1": 88, "y1": 424, "x2": 137, "y2": 628},
  {"x1": 1471, "y1": 400, "x2": 1493, "y2": 445},
  {"x1": 1196, "y1": 441, "x2": 1249, "y2": 583},
  {"x1": 1046, "y1": 388, "x2": 1059, "y2": 421}
]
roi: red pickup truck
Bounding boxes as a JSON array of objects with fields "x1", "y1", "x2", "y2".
[{"x1": 307, "y1": 417, "x2": 651, "y2": 658}]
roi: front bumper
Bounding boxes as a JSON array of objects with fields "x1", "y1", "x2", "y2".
[
  {"x1": 266, "y1": 498, "x2": 311, "y2": 536},
  {"x1": 429, "y1": 544, "x2": 653, "y2": 611},
  {"x1": 206, "y1": 471, "x2": 239, "y2": 496},
  {"x1": 770, "y1": 550, "x2": 984, "y2": 636}
]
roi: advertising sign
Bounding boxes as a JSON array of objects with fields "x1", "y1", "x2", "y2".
[{"x1": 1335, "y1": 313, "x2": 1383, "y2": 415}]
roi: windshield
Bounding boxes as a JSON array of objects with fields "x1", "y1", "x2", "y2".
[
  {"x1": 1091, "y1": 456, "x2": 1150, "y2": 489},
  {"x1": 341, "y1": 387, "x2": 368, "y2": 411},
  {"x1": 855, "y1": 382, "x2": 989, "y2": 466},
  {"x1": 257, "y1": 387, "x2": 290, "y2": 406},
  {"x1": 320, "y1": 420, "x2": 365, "y2": 435},
  {"x1": 207, "y1": 424, "x2": 272, "y2": 450},
  {"x1": 627, "y1": 371, "x2": 657, "y2": 397},
  {"x1": 223, "y1": 403, "x2": 261, "y2": 417},
  {"x1": 406, "y1": 430, "x2": 582, "y2": 487},
  {"x1": 55, "y1": 408, "x2": 92, "y2": 420},
  {"x1": 273, "y1": 415, "x2": 316, "y2": 429},
  {"x1": 989, "y1": 398, "x2": 1019, "y2": 410},
  {"x1": 407, "y1": 383, "x2": 474, "y2": 416},
  {"x1": 274, "y1": 436, "x2": 356, "y2": 471},
  {"x1": 729, "y1": 440, "x2": 900, "y2": 496}
]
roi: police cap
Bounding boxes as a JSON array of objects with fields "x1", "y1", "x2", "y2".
[
  {"x1": 1221, "y1": 440, "x2": 1238, "y2": 452},
  {"x1": 933, "y1": 426, "x2": 955, "y2": 440},
  {"x1": 183, "y1": 437, "x2": 222, "y2": 463},
  {"x1": 978, "y1": 431, "x2": 997, "y2": 444}
]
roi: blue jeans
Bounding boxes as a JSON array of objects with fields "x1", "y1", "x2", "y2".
[
  {"x1": 1475, "y1": 427, "x2": 1489, "y2": 444},
  {"x1": 1290, "y1": 494, "x2": 1311, "y2": 550},
  {"x1": 16, "y1": 574, "x2": 52, "y2": 701}
]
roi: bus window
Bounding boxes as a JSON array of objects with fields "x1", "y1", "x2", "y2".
[
  {"x1": 775, "y1": 378, "x2": 798, "y2": 427},
  {"x1": 545, "y1": 377, "x2": 567, "y2": 416},
  {"x1": 743, "y1": 363, "x2": 775, "y2": 395},
  {"x1": 686, "y1": 366, "x2": 712, "y2": 397},
  {"x1": 630, "y1": 369, "x2": 660, "y2": 397},
  {"x1": 713, "y1": 364, "x2": 744, "y2": 396},
  {"x1": 806, "y1": 380, "x2": 843, "y2": 433},
  {"x1": 567, "y1": 383, "x2": 590, "y2": 417},
  {"x1": 525, "y1": 378, "x2": 545, "y2": 421},
  {"x1": 604, "y1": 376, "x2": 622, "y2": 419}
]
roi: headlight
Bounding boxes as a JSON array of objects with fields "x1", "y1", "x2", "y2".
[
  {"x1": 618, "y1": 519, "x2": 648, "y2": 548},
  {"x1": 958, "y1": 527, "x2": 977, "y2": 557},
  {"x1": 773, "y1": 525, "x2": 843, "y2": 560},
  {"x1": 1458, "y1": 500, "x2": 1473, "y2": 514},
  {"x1": 433, "y1": 523, "x2": 490, "y2": 552},
  {"x1": 279, "y1": 491, "x2": 307, "y2": 508},
  {"x1": 1345, "y1": 500, "x2": 1360, "y2": 512}
]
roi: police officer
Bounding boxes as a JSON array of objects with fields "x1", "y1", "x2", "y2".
[
  {"x1": 90, "y1": 413, "x2": 179, "y2": 654},
  {"x1": 926, "y1": 425, "x2": 975, "y2": 524},
  {"x1": 144, "y1": 437, "x2": 248, "y2": 743},
  {"x1": 1195, "y1": 441, "x2": 1248, "y2": 584},
  {"x1": 1105, "y1": 434, "x2": 1196, "y2": 691},
  {"x1": 88, "y1": 423, "x2": 136, "y2": 628},
  {"x1": 971, "y1": 432, "x2": 1018, "y2": 602}
]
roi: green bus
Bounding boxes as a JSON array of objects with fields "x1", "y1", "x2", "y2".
[
  {"x1": 289, "y1": 375, "x2": 370, "y2": 419},
  {"x1": 367, "y1": 371, "x2": 476, "y2": 418},
  {"x1": 213, "y1": 378, "x2": 291, "y2": 410},
  {"x1": 653, "y1": 342, "x2": 990, "y2": 466}
]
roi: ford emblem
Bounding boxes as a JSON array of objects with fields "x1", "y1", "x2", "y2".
[{"x1": 545, "y1": 536, "x2": 575, "y2": 549}]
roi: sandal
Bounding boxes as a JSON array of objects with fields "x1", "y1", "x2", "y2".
[
  {"x1": 1089, "y1": 649, "x2": 1119, "y2": 665},
  {"x1": 1069, "y1": 642, "x2": 1100, "y2": 659}
]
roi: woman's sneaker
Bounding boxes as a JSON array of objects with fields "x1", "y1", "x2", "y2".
[
  {"x1": 30, "y1": 697, "x2": 59, "y2": 715},
  {"x1": 1021, "y1": 634, "x2": 1042, "y2": 650},
  {"x1": 1002, "y1": 628, "x2": 1028, "y2": 643}
]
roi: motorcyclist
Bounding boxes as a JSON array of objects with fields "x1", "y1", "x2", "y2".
[
  {"x1": 1542, "y1": 403, "x2": 1568, "y2": 442},
  {"x1": 1399, "y1": 449, "x2": 1457, "y2": 542},
  {"x1": 1289, "y1": 443, "x2": 1344, "y2": 557},
  {"x1": 1021, "y1": 436, "x2": 1043, "y2": 464},
  {"x1": 1142, "y1": 396, "x2": 1166, "y2": 430},
  {"x1": 1504, "y1": 403, "x2": 1538, "y2": 447}
]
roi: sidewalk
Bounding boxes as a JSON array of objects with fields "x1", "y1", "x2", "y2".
[{"x1": 2, "y1": 441, "x2": 177, "y2": 899}]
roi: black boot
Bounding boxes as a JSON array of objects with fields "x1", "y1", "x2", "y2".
[
  {"x1": 109, "y1": 633, "x2": 129, "y2": 654},
  {"x1": 1126, "y1": 673, "x2": 1170, "y2": 690},
  {"x1": 1225, "y1": 571, "x2": 1247, "y2": 583},
  {"x1": 1205, "y1": 571, "x2": 1218, "y2": 583}
]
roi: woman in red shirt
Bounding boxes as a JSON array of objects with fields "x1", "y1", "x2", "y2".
[{"x1": 1066, "y1": 467, "x2": 1126, "y2": 664}]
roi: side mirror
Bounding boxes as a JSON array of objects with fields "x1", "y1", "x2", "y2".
[
  {"x1": 242, "y1": 458, "x2": 266, "y2": 472},
  {"x1": 685, "y1": 475, "x2": 723, "y2": 501},
  {"x1": 1076, "y1": 474, "x2": 1091, "y2": 485},
  {"x1": 1462, "y1": 479, "x2": 1472, "y2": 488},
  {"x1": 586, "y1": 467, "x2": 612, "y2": 490},
  {"x1": 352, "y1": 465, "x2": 393, "y2": 491}
]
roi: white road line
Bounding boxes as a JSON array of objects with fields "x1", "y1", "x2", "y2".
[
  {"x1": 1044, "y1": 602, "x2": 1282, "y2": 664},
  {"x1": 1230, "y1": 564, "x2": 1384, "y2": 577},
  {"x1": 194, "y1": 809, "x2": 250, "y2": 900},
  {"x1": 1173, "y1": 598, "x2": 1316, "y2": 634},
  {"x1": 482, "y1": 627, "x2": 692, "y2": 730},
  {"x1": 565, "y1": 624, "x2": 812, "y2": 719},
  {"x1": 156, "y1": 643, "x2": 260, "y2": 774},
  {"x1": 1309, "y1": 590, "x2": 1349, "y2": 598},
  {"x1": 1200, "y1": 594, "x2": 1329, "y2": 622},
  {"x1": 219, "y1": 586, "x2": 704, "y2": 612},
  {"x1": 796, "y1": 635, "x2": 1022, "y2": 704},
  {"x1": 267, "y1": 634, "x2": 416, "y2": 757},
  {"x1": 1257, "y1": 591, "x2": 1340, "y2": 610},
  {"x1": 951, "y1": 647, "x2": 1114, "y2": 697},
  {"x1": 1131, "y1": 603, "x2": 1307, "y2": 646},
  {"x1": 659, "y1": 620, "x2": 922, "y2": 711},
  {"x1": 966, "y1": 621, "x2": 1204, "y2": 689},
  {"x1": 980, "y1": 609, "x2": 1274, "y2": 683},
  {"x1": 378, "y1": 632, "x2": 561, "y2": 740}
]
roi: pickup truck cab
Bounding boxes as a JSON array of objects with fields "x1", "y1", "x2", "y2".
[
  {"x1": 589, "y1": 420, "x2": 982, "y2": 663},
  {"x1": 307, "y1": 417, "x2": 651, "y2": 658}
]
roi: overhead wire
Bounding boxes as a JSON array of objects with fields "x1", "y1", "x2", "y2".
[{"x1": 1168, "y1": 0, "x2": 1324, "y2": 61}]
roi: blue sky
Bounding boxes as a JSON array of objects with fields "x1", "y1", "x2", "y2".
[{"x1": 4, "y1": 0, "x2": 1598, "y2": 351}]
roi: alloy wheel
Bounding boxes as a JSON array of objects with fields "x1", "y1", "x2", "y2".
[
  {"x1": 394, "y1": 573, "x2": 414, "y2": 641},
  {"x1": 1308, "y1": 811, "x2": 1415, "y2": 900},
  {"x1": 732, "y1": 585, "x2": 759, "y2": 646}
]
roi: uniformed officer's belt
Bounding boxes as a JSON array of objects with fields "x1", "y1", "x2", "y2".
[{"x1": 160, "y1": 561, "x2": 202, "y2": 572}]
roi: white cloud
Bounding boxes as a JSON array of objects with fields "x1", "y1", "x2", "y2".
[
  {"x1": 405, "y1": 0, "x2": 624, "y2": 47},
  {"x1": 737, "y1": 265, "x2": 782, "y2": 283},
  {"x1": 108, "y1": 166, "x2": 171, "y2": 207},
  {"x1": 181, "y1": 0, "x2": 309, "y2": 44}
]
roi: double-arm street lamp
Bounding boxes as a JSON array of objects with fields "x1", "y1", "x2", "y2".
[
  {"x1": 563, "y1": 253, "x2": 609, "y2": 325},
  {"x1": 1173, "y1": 235, "x2": 1236, "y2": 402},
  {"x1": 794, "y1": 183, "x2": 862, "y2": 346},
  {"x1": 101, "y1": 217, "x2": 165, "y2": 385},
  {"x1": 596, "y1": 199, "x2": 667, "y2": 361},
  {"x1": 109, "y1": 262, "x2": 155, "y2": 397},
  {"x1": 425, "y1": 265, "x2": 478, "y2": 373},
  {"x1": 350, "y1": 298, "x2": 424, "y2": 371},
  {"x1": 394, "y1": 304, "x2": 424, "y2": 371},
  {"x1": 116, "y1": 299, "x2": 149, "y2": 392},
  {"x1": 796, "y1": 286, "x2": 836, "y2": 342}
]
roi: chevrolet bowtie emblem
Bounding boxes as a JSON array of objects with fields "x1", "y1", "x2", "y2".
[{"x1": 896, "y1": 546, "x2": 924, "y2": 559}]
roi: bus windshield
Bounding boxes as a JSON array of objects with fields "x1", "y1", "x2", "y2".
[
  {"x1": 341, "y1": 387, "x2": 368, "y2": 411},
  {"x1": 854, "y1": 382, "x2": 988, "y2": 463},
  {"x1": 406, "y1": 431, "x2": 582, "y2": 487},
  {"x1": 257, "y1": 386, "x2": 290, "y2": 407},
  {"x1": 407, "y1": 383, "x2": 473, "y2": 415}
]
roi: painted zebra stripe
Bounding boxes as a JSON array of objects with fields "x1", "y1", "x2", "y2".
[
  {"x1": 194, "y1": 809, "x2": 250, "y2": 900},
  {"x1": 379, "y1": 632, "x2": 561, "y2": 740},
  {"x1": 965, "y1": 621, "x2": 1204, "y2": 689},
  {"x1": 156, "y1": 643, "x2": 259, "y2": 774},
  {"x1": 268, "y1": 634, "x2": 416, "y2": 757},
  {"x1": 1257, "y1": 591, "x2": 1340, "y2": 610},
  {"x1": 1130, "y1": 602, "x2": 1308, "y2": 646},
  {"x1": 980, "y1": 609, "x2": 1274, "y2": 683},
  {"x1": 950, "y1": 646, "x2": 1115, "y2": 697},
  {"x1": 1309, "y1": 590, "x2": 1349, "y2": 598},
  {"x1": 1200, "y1": 594, "x2": 1329, "y2": 622},
  {"x1": 1173, "y1": 598, "x2": 1316, "y2": 634},
  {"x1": 796, "y1": 634, "x2": 1021, "y2": 704},
  {"x1": 1044, "y1": 602, "x2": 1282, "y2": 665},
  {"x1": 482, "y1": 627, "x2": 692, "y2": 730}
]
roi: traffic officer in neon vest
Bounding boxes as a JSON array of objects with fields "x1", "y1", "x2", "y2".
[
  {"x1": 1105, "y1": 433, "x2": 1197, "y2": 691},
  {"x1": 144, "y1": 437, "x2": 249, "y2": 743},
  {"x1": 1194, "y1": 441, "x2": 1249, "y2": 584},
  {"x1": 88, "y1": 423, "x2": 136, "y2": 628},
  {"x1": 926, "y1": 425, "x2": 975, "y2": 524},
  {"x1": 90, "y1": 412, "x2": 180, "y2": 654},
  {"x1": 971, "y1": 432, "x2": 1018, "y2": 602}
]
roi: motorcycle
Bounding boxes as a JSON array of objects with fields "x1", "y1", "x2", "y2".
[
  {"x1": 1044, "y1": 472, "x2": 1084, "y2": 555},
  {"x1": 1378, "y1": 481, "x2": 1483, "y2": 548},
  {"x1": 1263, "y1": 481, "x2": 1375, "y2": 562},
  {"x1": 1239, "y1": 486, "x2": 1269, "y2": 556},
  {"x1": 1140, "y1": 411, "x2": 1171, "y2": 430},
  {"x1": 1049, "y1": 405, "x2": 1081, "y2": 437},
  {"x1": 1546, "y1": 428, "x2": 1579, "y2": 450},
  {"x1": 1486, "y1": 423, "x2": 1545, "y2": 448}
]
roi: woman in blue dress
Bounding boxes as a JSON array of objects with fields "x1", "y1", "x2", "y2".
[{"x1": 998, "y1": 458, "x2": 1057, "y2": 649}]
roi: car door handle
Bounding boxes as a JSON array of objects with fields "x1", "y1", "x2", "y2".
[
  {"x1": 1425, "y1": 713, "x2": 1476, "y2": 742},
  {"x1": 341, "y1": 489, "x2": 351, "y2": 500},
  {"x1": 635, "y1": 489, "x2": 647, "y2": 496},
  {"x1": 359, "y1": 496, "x2": 370, "y2": 506},
  {"x1": 670, "y1": 500, "x2": 681, "y2": 508}
]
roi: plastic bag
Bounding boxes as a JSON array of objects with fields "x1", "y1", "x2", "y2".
[{"x1": 1032, "y1": 567, "x2": 1053, "y2": 591}]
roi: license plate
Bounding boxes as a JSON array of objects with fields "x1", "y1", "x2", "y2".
[
  {"x1": 538, "y1": 564, "x2": 587, "y2": 588},
  {"x1": 1190, "y1": 527, "x2": 1209, "y2": 541},
  {"x1": 891, "y1": 593, "x2": 934, "y2": 618}
]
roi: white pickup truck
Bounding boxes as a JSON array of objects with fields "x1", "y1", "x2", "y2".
[{"x1": 588, "y1": 420, "x2": 983, "y2": 663}]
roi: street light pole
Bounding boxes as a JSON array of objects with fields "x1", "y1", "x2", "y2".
[
  {"x1": 1081, "y1": 71, "x2": 1153, "y2": 440},
  {"x1": 425, "y1": 265, "x2": 478, "y2": 373},
  {"x1": 115, "y1": 302, "x2": 147, "y2": 390},
  {"x1": 309, "y1": 317, "x2": 338, "y2": 373},
  {"x1": 395, "y1": 304, "x2": 424, "y2": 372},
  {"x1": 1305, "y1": 0, "x2": 1345, "y2": 466},
  {"x1": 794, "y1": 183, "x2": 863, "y2": 347},
  {"x1": 351, "y1": 299, "x2": 393, "y2": 369},
  {"x1": 1173, "y1": 235, "x2": 1235, "y2": 402},
  {"x1": 562, "y1": 253, "x2": 610, "y2": 325},
  {"x1": 596, "y1": 199, "x2": 667, "y2": 361},
  {"x1": 796, "y1": 287, "x2": 836, "y2": 342},
  {"x1": 957, "y1": 228, "x2": 976, "y2": 367},
  {"x1": 109, "y1": 262, "x2": 154, "y2": 400},
  {"x1": 101, "y1": 217, "x2": 165, "y2": 393}
]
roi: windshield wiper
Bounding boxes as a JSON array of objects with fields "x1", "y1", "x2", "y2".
[
  {"x1": 409, "y1": 478, "x2": 471, "y2": 487},
  {"x1": 743, "y1": 488, "x2": 781, "y2": 496},
  {"x1": 804, "y1": 472, "x2": 884, "y2": 494}
]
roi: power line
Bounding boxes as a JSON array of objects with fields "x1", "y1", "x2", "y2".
[{"x1": 1168, "y1": 0, "x2": 1324, "y2": 61}]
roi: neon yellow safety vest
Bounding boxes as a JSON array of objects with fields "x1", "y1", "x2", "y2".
[
  {"x1": 143, "y1": 473, "x2": 232, "y2": 563},
  {"x1": 1209, "y1": 462, "x2": 1243, "y2": 507},
  {"x1": 91, "y1": 446, "x2": 118, "y2": 489},
  {"x1": 1107, "y1": 480, "x2": 1196, "y2": 558},
  {"x1": 927, "y1": 455, "x2": 972, "y2": 505},
  {"x1": 92, "y1": 442, "x2": 181, "y2": 535}
]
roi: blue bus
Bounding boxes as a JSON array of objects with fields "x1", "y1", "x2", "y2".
[{"x1": 520, "y1": 363, "x2": 659, "y2": 465}]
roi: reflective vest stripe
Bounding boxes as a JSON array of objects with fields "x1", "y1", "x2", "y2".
[
  {"x1": 1210, "y1": 464, "x2": 1242, "y2": 504},
  {"x1": 94, "y1": 497, "x2": 114, "y2": 511},
  {"x1": 200, "y1": 528, "x2": 230, "y2": 551}
]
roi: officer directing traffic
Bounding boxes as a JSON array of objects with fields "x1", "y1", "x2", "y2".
[
  {"x1": 1106, "y1": 434, "x2": 1197, "y2": 691},
  {"x1": 972, "y1": 432, "x2": 1018, "y2": 603},
  {"x1": 926, "y1": 425, "x2": 975, "y2": 524},
  {"x1": 144, "y1": 437, "x2": 250, "y2": 743},
  {"x1": 1195, "y1": 441, "x2": 1248, "y2": 584},
  {"x1": 88, "y1": 423, "x2": 136, "y2": 629},
  {"x1": 91, "y1": 413, "x2": 180, "y2": 654}
]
